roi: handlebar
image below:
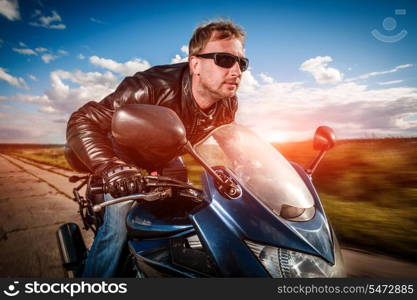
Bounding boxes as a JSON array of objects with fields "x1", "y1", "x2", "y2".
[{"x1": 71, "y1": 173, "x2": 203, "y2": 213}]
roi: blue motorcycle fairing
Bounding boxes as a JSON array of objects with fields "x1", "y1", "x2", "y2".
[
  {"x1": 190, "y1": 204, "x2": 270, "y2": 277},
  {"x1": 191, "y1": 166, "x2": 334, "y2": 272},
  {"x1": 289, "y1": 162, "x2": 334, "y2": 248},
  {"x1": 125, "y1": 163, "x2": 334, "y2": 277}
]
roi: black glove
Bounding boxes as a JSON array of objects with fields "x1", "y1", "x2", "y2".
[{"x1": 99, "y1": 163, "x2": 144, "y2": 198}]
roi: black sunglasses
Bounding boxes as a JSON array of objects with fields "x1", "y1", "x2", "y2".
[{"x1": 196, "y1": 52, "x2": 249, "y2": 72}]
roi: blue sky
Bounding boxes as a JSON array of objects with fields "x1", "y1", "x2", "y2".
[{"x1": 0, "y1": 0, "x2": 416, "y2": 143}]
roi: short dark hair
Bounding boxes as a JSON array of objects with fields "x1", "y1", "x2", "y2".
[{"x1": 188, "y1": 19, "x2": 246, "y2": 57}]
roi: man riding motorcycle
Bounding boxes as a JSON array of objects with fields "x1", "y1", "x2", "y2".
[{"x1": 65, "y1": 19, "x2": 248, "y2": 277}]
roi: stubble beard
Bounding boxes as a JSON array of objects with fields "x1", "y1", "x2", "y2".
[{"x1": 205, "y1": 81, "x2": 237, "y2": 101}]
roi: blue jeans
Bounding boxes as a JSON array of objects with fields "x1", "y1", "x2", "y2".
[
  {"x1": 82, "y1": 195, "x2": 133, "y2": 278},
  {"x1": 82, "y1": 156, "x2": 187, "y2": 278}
]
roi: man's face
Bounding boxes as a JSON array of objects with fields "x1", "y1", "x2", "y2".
[{"x1": 192, "y1": 34, "x2": 244, "y2": 100}]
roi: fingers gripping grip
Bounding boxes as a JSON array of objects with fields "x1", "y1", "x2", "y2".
[{"x1": 102, "y1": 165, "x2": 144, "y2": 198}]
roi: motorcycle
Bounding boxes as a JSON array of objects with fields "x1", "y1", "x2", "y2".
[{"x1": 57, "y1": 104, "x2": 346, "y2": 278}]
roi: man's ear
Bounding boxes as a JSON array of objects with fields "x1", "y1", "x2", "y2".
[{"x1": 189, "y1": 56, "x2": 199, "y2": 75}]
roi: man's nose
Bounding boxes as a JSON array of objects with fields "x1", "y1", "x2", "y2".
[{"x1": 230, "y1": 61, "x2": 242, "y2": 77}]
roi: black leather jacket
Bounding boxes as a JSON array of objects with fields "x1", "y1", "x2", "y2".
[{"x1": 66, "y1": 62, "x2": 238, "y2": 173}]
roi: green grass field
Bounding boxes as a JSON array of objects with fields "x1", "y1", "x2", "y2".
[{"x1": 1, "y1": 138, "x2": 416, "y2": 261}]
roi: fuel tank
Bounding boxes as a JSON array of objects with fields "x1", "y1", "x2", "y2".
[{"x1": 126, "y1": 195, "x2": 202, "y2": 239}]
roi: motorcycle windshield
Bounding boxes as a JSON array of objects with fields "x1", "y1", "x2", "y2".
[{"x1": 194, "y1": 123, "x2": 314, "y2": 215}]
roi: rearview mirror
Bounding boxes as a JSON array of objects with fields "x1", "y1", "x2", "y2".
[
  {"x1": 306, "y1": 126, "x2": 336, "y2": 176},
  {"x1": 112, "y1": 104, "x2": 187, "y2": 167},
  {"x1": 313, "y1": 126, "x2": 336, "y2": 151}
]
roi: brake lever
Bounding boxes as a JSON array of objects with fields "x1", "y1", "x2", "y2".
[{"x1": 92, "y1": 188, "x2": 172, "y2": 213}]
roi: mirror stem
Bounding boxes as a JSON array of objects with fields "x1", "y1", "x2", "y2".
[{"x1": 306, "y1": 149, "x2": 326, "y2": 176}]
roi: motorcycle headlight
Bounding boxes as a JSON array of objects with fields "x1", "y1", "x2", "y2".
[{"x1": 245, "y1": 237, "x2": 346, "y2": 278}]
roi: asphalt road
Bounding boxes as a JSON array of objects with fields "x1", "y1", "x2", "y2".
[
  {"x1": 0, "y1": 153, "x2": 416, "y2": 278},
  {"x1": 0, "y1": 154, "x2": 93, "y2": 277}
]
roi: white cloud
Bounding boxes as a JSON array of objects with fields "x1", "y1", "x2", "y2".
[
  {"x1": 259, "y1": 73, "x2": 274, "y2": 84},
  {"x1": 171, "y1": 45, "x2": 189, "y2": 64},
  {"x1": 346, "y1": 64, "x2": 413, "y2": 82},
  {"x1": 239, "y1": 70, "x2": 259, "y2": 94},
  {"x1": 29, "y1": 10, "x2": 66, "y2": 30},
  {"x1": 35, "y1": 47, "x2": 48, "y2": 52},
  {"x1": 13, "y1": 47, "x2": 38, "y2": 55},
  {"x1": 41, "y1": 54, "x2": 57, "y2": 64},
  {"x1": 0, "y1": 62, "x2": 141, "y2": 144},
  {"x1": 18, "y1": 41, "x2": 26, "y2": 47},
  {"x1": 49, "y1": 69, "x2": 117, "y2": 88},
  {"x1": 181, "y1": 45, "x2": 189, "y2": 54},
  {"x1": 0, "y1": 67, "x2": 28, "y2": 89},
  {"x1": 171, "y1": 55, "x2": 188, "y2": 64},
  {"x1": 377, "y1": 80, "x2": 403, "y2": 86},
  {"x1": 300, "y1": 56, "x2": 343, "y2": 84},
  {"x1": 393, "y1": 113, "x2": 417, "y2": 130},
  {"x1": 5, "y1": 68, "x2": 119, "y2": 119},
  {"x1": 78, "y1": 53, "x2": 85, "y2": 60},
  {"x1": 89, "y1": 55, "x2": 151, "y2": 76},
  {"x1": 0, "y1": 0, "x2": 20, "y2": 21},
  {"x1": 0, "y1": 63, "x2": 144, "y2": 142},
  {"x1": 28, "y1": 74, "x2": 37, "y2": 81},
  {"x1": 48, "y1": 24, "x2": 65, "y2": 29},
  {"x1": 14, "y1": 45, "x2": 67, "y2": 63},
  {"x1": 38, "y1": 106, "x2": 57, "y2": 113},
  {"x1": 41, "y1": 69, "x2": 118, "y2": 115},
  {"x1": 0, "y1": 62, "x2": 142, "y2": 143},
  {"x1": 12, "y1": 93, "x2": 50, "y2": 104}
]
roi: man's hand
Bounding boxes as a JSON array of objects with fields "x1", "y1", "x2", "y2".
[{"x1": 100, "y1": 164, "x2": 144, "y2": 198}]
